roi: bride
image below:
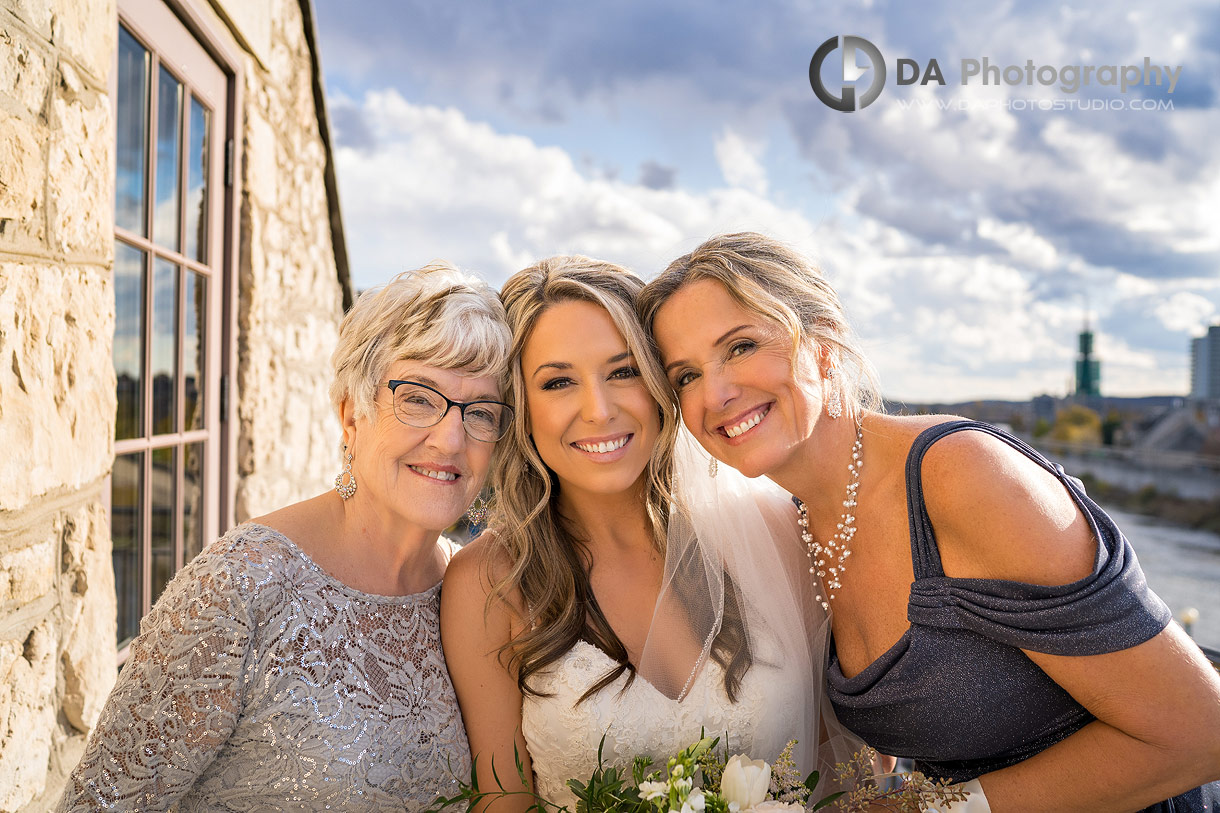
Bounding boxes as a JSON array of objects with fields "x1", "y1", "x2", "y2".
[{"x1": 442, "y1": 256, "x2": 856, "y2": 809}]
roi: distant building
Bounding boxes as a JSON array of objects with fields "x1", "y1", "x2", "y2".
[
  {"x1": 1191, "y1": 326, "x2": 1220, "y2": 401},
  {"x1": 1032, "y1": 394, "x2": 1058, "y2": 425},
  {"x1": 1075, "y1": 325, "x2": 1101, "y2": 398}
]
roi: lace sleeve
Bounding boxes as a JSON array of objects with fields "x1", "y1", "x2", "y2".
[{"x1": 56, "y1": 545, "x2": 255, "y2": 811}]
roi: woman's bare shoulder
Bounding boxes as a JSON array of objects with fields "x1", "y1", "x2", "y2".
[
  {"x1": 917, "y1": 424, "x2": 1096, "y2": 585},
  {"x1": 248, "y1": 491, "x2": 340, "y2": 554},
  {"x1": 443, "y1": 530, "x2": 530, "y2": 626},
  {"x1": 859, "y1": 411, "x2": 965, "y2": 468}
]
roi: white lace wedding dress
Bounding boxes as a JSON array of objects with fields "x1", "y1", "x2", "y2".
[{"x1": 521, "y1": 637, "x2": 804, "y2": 807}]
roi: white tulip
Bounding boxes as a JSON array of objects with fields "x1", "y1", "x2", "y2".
[{"x1": 719, "y1": 755, "x2": 771, "y2": 811}]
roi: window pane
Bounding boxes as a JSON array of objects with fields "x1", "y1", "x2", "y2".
[
  {"x1": 183, "y1": 441, "x2": 204, "y2": 561},
  {"x1": 151, "y1": 260, "x2": 178, "y2": 434},
  {"x1": 184, "y1": 271, "x2": 206, "y2": 430},
  {"x1": 186, "y1": 97, "x2": 209, "y2": 262},
  {"x1": 115, "y1": 242, "x2": 145, "y2": 440},
  {"x1": 112, "y1": 452, "x2": 143, "y2": 646},
  {"x1": 116, "y1": 27, "x2": 149, "y2": 235},
  {"x1": 150, "y1": 447, "x2": 176, "y2": 604},
  {"x1": 153, "y1": 65, "x2": 182, "y2": 250}
]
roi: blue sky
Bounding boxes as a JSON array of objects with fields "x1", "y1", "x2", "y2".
[{"x1": 312, "y1": 0, "x2": 1220, "y2": 402}]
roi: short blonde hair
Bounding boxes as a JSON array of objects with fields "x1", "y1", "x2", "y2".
[
  {"x1": 329, "y1": 262, "x2": 512, "y2": 421},
  {"x1": 638, "y1": 232, "x2": 881, "y2": 418}
]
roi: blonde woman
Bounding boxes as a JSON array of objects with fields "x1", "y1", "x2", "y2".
[
  {"x1": 60, "y1": 264, "x2": 512, "y2": 812},
  {"x1": 442, "y1": 256, "x2": 849, "y2": 811},
  {"x1": 639, "y1": 232, "x2": 1220, "y2": 813}
]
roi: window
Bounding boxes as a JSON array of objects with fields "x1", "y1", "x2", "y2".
[{"x1": 111, "y1": 2, "x2": 231, "y2": 650}]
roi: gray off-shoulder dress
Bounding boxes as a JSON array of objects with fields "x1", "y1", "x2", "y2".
[
  {"x1": 826, "y1": 420, "x2": 1219, "y2": 812},
  {"x1": 57, "y1": 523, "x2": 471, "y2": 812}
]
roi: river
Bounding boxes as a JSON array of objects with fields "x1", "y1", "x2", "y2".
[{"x1": 1107, "y1": 506, "x2": 1220, "y2": 652}]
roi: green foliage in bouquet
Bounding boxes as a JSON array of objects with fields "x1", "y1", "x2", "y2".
[{"x1": 426, "y1": 734, "x2": 970, "y2": 813}]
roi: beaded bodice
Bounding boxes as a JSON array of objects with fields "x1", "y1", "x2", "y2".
[{"x1": 57, "y1": 523, "x2": 471, "y2": 812}]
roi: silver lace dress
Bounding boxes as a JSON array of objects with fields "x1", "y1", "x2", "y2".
[{"x1": 57, "y1": 523, "x2": 471, "y2": 812}]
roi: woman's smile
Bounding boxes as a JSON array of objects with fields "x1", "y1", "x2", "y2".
[
  {"x1": 570, "y1": 431, "x2": 634, "y2": 460},
  {"x1": 718, "y1": 403, "x2": 773, "y2": 441}
]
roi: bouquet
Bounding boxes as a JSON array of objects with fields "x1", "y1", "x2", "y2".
[{"x1": 428, "y1": 735, "x2": 969, "y2": 813}]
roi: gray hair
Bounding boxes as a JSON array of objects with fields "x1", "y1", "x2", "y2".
[{"x1": 329, "y1": 262, "x2": 512, "y2": 421}]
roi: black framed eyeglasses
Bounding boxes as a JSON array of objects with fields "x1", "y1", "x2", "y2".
[{"x1": 385, "y1": 380, "x2": 514, "y2": 442}]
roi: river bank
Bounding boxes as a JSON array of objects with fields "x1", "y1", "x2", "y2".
[
  {"x1": 1107, "y1": 506, "x2": 1220, "y2": 652},
  {"x1": 1079, "y1": 473, "x2": 1220, "y2": 534}
]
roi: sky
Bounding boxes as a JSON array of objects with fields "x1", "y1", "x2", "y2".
[{"x1": 311, "y1": 1, "x2": 1220, "y2": 403}]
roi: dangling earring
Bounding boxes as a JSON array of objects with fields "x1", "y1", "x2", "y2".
[
  {"x1": 335, "y1": 445, "x2": 357, "y2": 500},
  {"x1": 708, "y1": 456, "x2": 719, "y2": 478},
  {"x1": 824, "y1": 368, "x2": 843, "y2": 420},
  {"x1": 465, "y1": 495, "x2": 489, "y2": 526}
]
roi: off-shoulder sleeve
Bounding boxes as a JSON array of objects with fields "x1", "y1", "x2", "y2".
[
  {"x1": 908, "y1": 524, "x2": 1172, "y2": 655},
  {"x1": 906, "y1": 422, "x2": 1172, "y2": 656},
  {"x1": 56, "y1": 543, "x2": 255, "y2": 811}
]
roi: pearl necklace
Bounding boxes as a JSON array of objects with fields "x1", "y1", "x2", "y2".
[{"x1": 797, "y1": 421, "x2": 863, "y2": 611}]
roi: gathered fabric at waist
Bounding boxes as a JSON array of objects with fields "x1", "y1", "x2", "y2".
[{"x1": 827, "y1": 622, "x2": 1094, "y2": 779}]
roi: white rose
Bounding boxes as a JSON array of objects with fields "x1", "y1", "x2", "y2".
[
  {"x1": 751, "y1": 802, "x2": 805, "y2": 813},
  {"x1": 719, "y1": 755, "x2": 771, "y2": 811}
]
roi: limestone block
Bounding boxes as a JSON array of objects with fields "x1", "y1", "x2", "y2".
[
  {"x1": 211, "y1": 0, "x2": 271, "y2": 68},
  {"x1": 0, "y1": 619, "x2": 58, "y2": 810},
  {"x1": 0, "y1": 536, "x2": 55, "y2": 604},
  {"x1": 235, "y1": 306, "x2": 338, "y2": 517},
  {"x1": 260, "y1": 210, "x2": 285, "y2": 287},
  {"x1": 0, "y1": 113, "x2": 46, "y2": 245},
  {"x1": 244, "y1": 104, "x2": 279, "y2": 210},
  {"x1": 60, "y1": 501, "x2": 116, "y2": 732},
  {"x1": 24, "y1": 729, "x2": 86, "y2": 813},
  {"x1": 232, "y1": 47, "x2": 345, "y2": 522},
  {"x1": 0, "y1": 265, "x2": 116, "y2": 512},
  {"x1": 266, "y1": 23, "x2": 296, "y2": 95},
  {"x1": 0, "y1": 22, "x2": 52, "y2": 119},
  {"x1": 49, "y1": 0, "x2": 115, "y2": 85},
  {"x1": 6, "y1": 0, "x2": 55, "y2": 39},
  {"x1": 48, "y1": 71, "x2": 112, "y2": 258}
]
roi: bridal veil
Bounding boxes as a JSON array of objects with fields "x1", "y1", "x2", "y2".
[{"x1": 635, "y1": 428, "x2": 863, "y2": 779}]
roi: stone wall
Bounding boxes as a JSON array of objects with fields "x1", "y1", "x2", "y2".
[
  {"x1": 0, "y1": 0, "x2": 346, "y2": 806},
  {"x1": 0, "y1": 0, "x2": 119, "y2": 809},
  {"x1": 231, "y1": 0, "x2": 344, "y2": 520}
]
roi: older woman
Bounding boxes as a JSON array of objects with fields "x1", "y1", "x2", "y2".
[
  {"x1": 58, "y1": 263, "x2": 512, "y2": 811},
  {"x1": 639, "y1": 233, "x2": 1220, "y2": 813}
]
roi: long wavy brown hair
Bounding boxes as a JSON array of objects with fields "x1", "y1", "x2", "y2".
[{"x1": 487, "y1": 255, "x2": 750, "y2": 703}]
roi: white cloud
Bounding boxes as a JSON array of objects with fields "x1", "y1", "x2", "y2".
[
  {"x1": 333, "y1": 89, "x2": 1200, "y2": 401},
  {"x1": 713, "y1": 129, "x2": 769, "y2": 196},
  {"x1": 1154, "y1": 291, "x2": 1215, "y2": 333},
  {"x1": 976, "y1": 218, "x2": 1059, "y2": 270}
]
